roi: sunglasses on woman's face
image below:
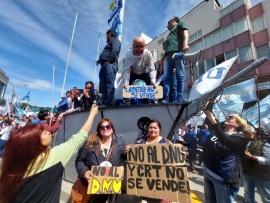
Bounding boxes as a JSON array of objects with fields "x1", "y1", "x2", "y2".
[{"x1": 100, "y1": 125, "x2": 112, "y2": 131}]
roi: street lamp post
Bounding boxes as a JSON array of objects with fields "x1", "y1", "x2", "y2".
[{"x1": 10, "y1": 82, "x2": 28, "y2": 104}]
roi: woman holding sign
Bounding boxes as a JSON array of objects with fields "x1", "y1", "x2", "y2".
[
  {"x1": 75, "y1": 118, "x2": 127, "y2": 203},
  {"x1": 0, "y1": 105, "x2": 99, "y2": 203},
  {"x1": 136, "y1": 119, "x2": 173, "y2": 203}
]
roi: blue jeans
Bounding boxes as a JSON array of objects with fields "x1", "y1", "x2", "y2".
[
  {"x1": 169, "y1": 73, "x2": 177, "y2": 102},
  {"x1": 204, "y1": 171, "x2": 239, "y2": 203},
  {"x1": 163, "y1": 53, "x2": 185, "y2": 102},
  {"x1": 243, "y1": 173, "x2": 270, "y2": 203},
  {"x1": 0, "y1": 139, "x2": 6, "y2": 157},
  {"x1": 188, "y1": 147, "x2": 197, "y2": 170},
  {"x1": 99, "y1": 63, "x2": 118, "y2": 105}
]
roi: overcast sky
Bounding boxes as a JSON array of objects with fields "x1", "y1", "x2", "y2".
[{"x1": 0, "y1": 0, "x2": 262, "y2": 107}]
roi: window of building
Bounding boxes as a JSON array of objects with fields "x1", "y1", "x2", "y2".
[
  {"x1": 152, "y1": 51, "x2": 158, "y2": 60},
  {"x1": 222, "y1": 25, "x2": 234, "y2": 41},
  {"x1": 0, "y1": 81, "x2": 6, "y2": 99},
  {"x1": 231, "y1": 0, "x2": 244, "y2": 10},
  {"x1": 204, "y1": 35, "x2": 213, "y2": 49},
  {"x1": 213, "y1": 29, "x2": 222, "y2": 45},
  {"x1": 198, "y1": 62, "x2": 205, "y2": 75},
  {"x1": 256, "y1": 44, "x2": 270, "y2": 59},
  {"x1": 158, "y1": 38, "x2": 165, "y2": 45},
  {"x1": 206, "y1": 58, "x2": 215, "y2": 70},
  {"x1": 197, "y1": 39, "x2": 203, "y2": 51},
  {"x1": 239, "y1": 45, "x2": 253, "y2": 62},
  {"x1": 197, "y1": 30, "x2": 202, "y2": 38},
  {"x1": 189, "y1": 34, "x2": 197, "y2": 42},
  {"x1": 220, "y1": 5, "x2": 231, "y2": 18},
  {"x1": 189, "y1": 43, "x2": 197, "y2": 53},
  {"x1": 234, "y1": 17, "x2": 248, "y2": 36},
  {"x1": 189, "y1": 30, "x2": 202, "y2": 42},
  {"x1": 252, "y1": 16, "x2": 265, "y2": 34},
  {"x1": 225, "y1": 49, "x2": 237, "y2": 60},
  {"x1": 215, "y1": 54, "x2": 225, "y2": 65}
]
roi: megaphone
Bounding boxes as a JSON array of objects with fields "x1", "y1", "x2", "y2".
[{"x1": 172, "y1": 50, "x2": 201, "y2": 66}]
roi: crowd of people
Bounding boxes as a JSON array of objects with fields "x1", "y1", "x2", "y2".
[
  {"x1": 176, "y1": 113, "x2": 270, "y2": 203},
  {"x1": 57, "y1": 16, "x2": 189, "y2": 110}
]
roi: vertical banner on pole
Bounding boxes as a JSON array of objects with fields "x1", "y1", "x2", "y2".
[{"x1": 108, "y1": 0, "x2": 125, "y2": 41}]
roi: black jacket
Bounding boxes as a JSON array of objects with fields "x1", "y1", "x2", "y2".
[{"x1": 75, "y1": 136, "x2": 126, "y2": 178}]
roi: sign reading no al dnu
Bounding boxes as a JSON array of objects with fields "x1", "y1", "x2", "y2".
[
  {"x1": 126, "y1": 144, "x2": 192, "y2": 203},
  {"x1": 87, "y1": 166, "x2": 124, "y2": 194}
]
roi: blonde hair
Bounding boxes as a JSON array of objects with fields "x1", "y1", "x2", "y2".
[{"x1": 231, "y1": 114, "x2": 247, "y2": 131}]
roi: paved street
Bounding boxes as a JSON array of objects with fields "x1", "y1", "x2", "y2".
[{"x1": 60, "y1": 161, "x2": 262, "y2": 203}]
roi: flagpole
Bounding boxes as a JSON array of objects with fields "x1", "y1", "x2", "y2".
[
  {"x1": 94, "y1": 32, "x2": 101, "y2": 86},
  {"x1": 61, "y1": 12, "x2": 78, "y2": 97},
  {"x1": 49, "y1": 66, "x2": 55, "y2": 126}
]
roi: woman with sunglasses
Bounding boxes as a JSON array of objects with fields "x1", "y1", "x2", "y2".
[
  {"x1": 0, "y1": 105, "x2": 99, "y2": 203},
  {"x1": 75, "y1": 118, "x2": 127, "y2": 203},
  {"x1": 203, "y1": 110, "x2": 248, "y2": 203}
]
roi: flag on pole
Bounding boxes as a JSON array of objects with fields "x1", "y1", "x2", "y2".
[
  {"x1": 14, "y1": 102, "x2": 25, "y2": 117},
  {"x1": 189, "y1": 55, "x2": 238, "y2": 101},
  {"x1": 0, "y1": 100, "x2": 10, "y2": 116},
  {"x1": 21, "y1": 91, "x2": 30, "y2": 103},
  {"x1": 108, "y1": 0, "x2": 125, "y2": 39},
  {"x1": 109, "y1": 0, "x2": 116, "y2": 10},
  {"x1": 25, "y1": 104, "x2": 32, "y2": 113},
  {"x1": 212, "y1": 78, "x2": 258, "y2": 121}
]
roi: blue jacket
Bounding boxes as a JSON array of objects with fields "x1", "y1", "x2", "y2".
[
  {"x1": 185, "y1": 130, "x2": 197, "y2": 148},
  {"x1": 99, "y1": 38, "x2": 121, "y2": 65},
  {"x1": 203, "y1": 123, "x2": 247, "y2": 187},
  {"x1": 197, "y1": 129, "x2": 210, "y2": 146}
]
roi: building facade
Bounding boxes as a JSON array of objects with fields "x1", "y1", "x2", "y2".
[
  {"x1": 0, "y1": 68, "x2": 9, "y2": 105},
  {"x1": 146, "y1": 0, "x2": 270, "y2": 99}
]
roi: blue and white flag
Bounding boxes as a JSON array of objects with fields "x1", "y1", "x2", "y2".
[
  {"x1": 212, "y1": 78, "x2": 258, "y2": 121},
  {"x1": 21, "y1": 91, "x2": 30, "y2": 103},
  {"x1": 14, "y1": 102, "x2": 25, "y2": 117},
  {"x1": 0, "y1": 100, "x2": 10, "y2": 116},
  {"x1": 242, "y1": 94, "x2": 270, "y2": 128},
  {"x1": 108, "y1": 0, "x2": 125, "y2": 39},
  {"x1": 24, "y1": 104, "x2": 32, "y2": 113},
  {"x1": 189, "y1": 55, "x2": 238, "y2": 101}
]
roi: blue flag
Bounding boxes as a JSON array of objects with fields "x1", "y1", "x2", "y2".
[
  {"x1": 21, "y1": 91, "x2": 30, "y2": 103},
  {"x1": 108, "y1": 0, "x2": 123, "y2": 37},
  {"x1": 14, "y1": 102, "x2": 25, "y2": 117}
]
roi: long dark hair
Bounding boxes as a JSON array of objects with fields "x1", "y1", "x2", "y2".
[
  {"x1": 85, "y1": 118, "x2": 116, "y2": 153},
  {"x1": 0, "y1": 124, "x2": 50, "y2": 202}
]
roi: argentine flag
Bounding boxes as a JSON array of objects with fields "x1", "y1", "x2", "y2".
[{"x1": 21, "y1": 91, "x2": 30, "y2": 103}]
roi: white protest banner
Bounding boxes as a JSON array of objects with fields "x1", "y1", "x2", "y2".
[{"x1": 189, "y1": 56, "x2": 238, "y2": 101}]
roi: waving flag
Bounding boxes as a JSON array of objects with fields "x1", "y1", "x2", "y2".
[
  {"x1": 108, "y1": 0, "x2": 125, "y2": 39},
  {"x1": 212, "y1": 78, "x2": 258, "y2": 121},
  {"x1": 14, "y1": 102, "x2": 25, "y2": 117},
  {"x1": 0, "y1": 100, "x2": 10, "y2": 116},
  {"x1": 189, "y1": 55, "x2": 238, "y2": 101},
  {"x1": 21, "y1": 91, "x2": 30, "y2": 103},
  {"x1": 24, "y1": 104, "x2": 32, "y2": 113},
  {"x1": 242, "y1": 94, "x2": 270, "y2": 128}
]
